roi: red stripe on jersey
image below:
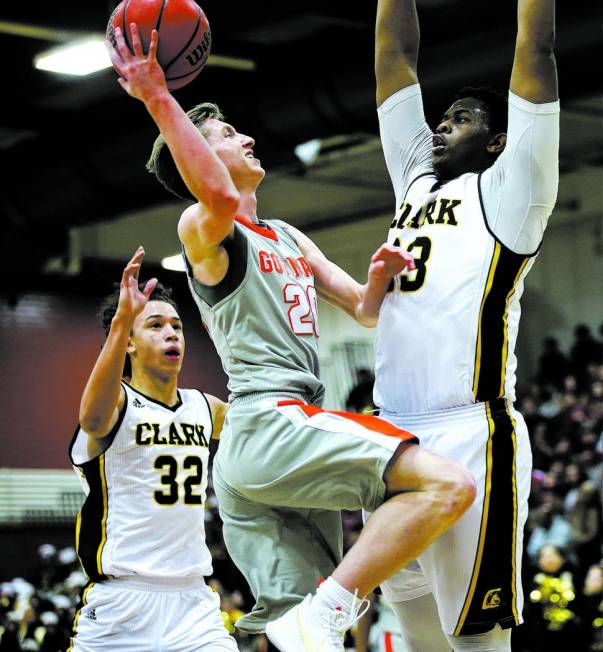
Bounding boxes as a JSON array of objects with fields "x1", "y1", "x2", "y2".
[
  {"x1": 235, "y1": 215, "x2": 278, "y2": 241},
  {"x1": 276, "y1": 400, "x2": 416, "y2": 442},
  {"x1": 384, "y1": 632, "x2": 394, "y2": 652}
]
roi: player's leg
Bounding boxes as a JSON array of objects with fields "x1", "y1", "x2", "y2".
[
  {"x1": 331, "y1": 443, "x2": 476, "y2": 596},
  {"x1": 166, "y1": 582, "x2": 239, "y2": 651},
  {"x1": 213, "y1": 470, "x2": 343, "y2": 635},
  {"x1": 264, "y1": 404, "x2": 475, "y2": 651},
  {"x1": 383, "y1": 401, "x2": 529, "y2": 652},
  {"x1": 390, "y1": 593, "x2": 452, "y2": 652},
  {"x1": 445, "y1": 624, "x2": 511, "y2": 652}
]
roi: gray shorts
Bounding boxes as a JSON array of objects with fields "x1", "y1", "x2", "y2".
[{"x1": 212, "y1": 393, "x2": 417, "y2": 633}]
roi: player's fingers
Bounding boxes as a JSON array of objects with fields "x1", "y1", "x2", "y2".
[
  {"x1": 402, "y1": 252, "x2": 416, "y2": 270},
  {"x1": 370, "y1": 260, "x2": 386, "y2": 276},
  {"x1": 142, "y1": 278, "x2": 159, "y2": 298},
  {"x1": 112, "y1": 26, "x2": 130, "y2": 60},
  {"x1": 117, "y1": 77, "x2": 129, "y2": 93},
  {"x1": 371, "y1": 245, "x2": 387, "y2": 263},
  {"x1": 129, "y1": 23, "x2": 144, "y2": 56},
  {"x1": 148, "y1": 30, "x2": 159, "y2": 60},
  {"x1": 107, "y1": 46, "x2": 127, "y2": 77},
  {"x1": 127, "y1": 246, "x2": 144, "y2": 265},
  {"x1": 105, "y1": 38, "x2": 123, "y2": 64},
  {"x1": 130, "y1": 261, "x2": 142, "y2": 282}
]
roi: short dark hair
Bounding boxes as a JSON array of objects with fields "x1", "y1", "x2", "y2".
[
  {"x1": 453, "y1": 86, "x2": 508, "y2": 136},
  {"x1": 146, "y1": 102, "x2": 224, "y2": 201},
  {"x1": 97, "y1": 281, "x2": 178, "y2": 377}
]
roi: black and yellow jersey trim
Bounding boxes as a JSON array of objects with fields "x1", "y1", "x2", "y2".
[
  {"x1": 472, "y1": 242, "x2": 530, "y2": 402},
  {"x1": 75, "y1": 454, "x2": 110, "y2": 582},
  {"x1": 66, "y1": 581, "x2": 94, "y2": 651},
  {"x1": 454, "y1": 399, "x2": 520, "y2": 635}
]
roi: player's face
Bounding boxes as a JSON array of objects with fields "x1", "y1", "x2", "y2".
[
  {"x1": 432, "y1": 98, "x2": 493, "y2": 180},
  {"x1": 128, "y1": 301, "x2": 185, "y2": 377},
  {"x1": 202, "y1": 119, "x2": 265, "y2": 187}
]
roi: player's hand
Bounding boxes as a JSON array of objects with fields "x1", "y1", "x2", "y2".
[
  {"x1": 368, "y1": 243, "x2": 415, "y2": 280},
  {"x1": 115, "y1": 247, "x2": 158, "y2": 323},
  {"x1": 106, "y1": 24, "x2": 168, "y2": 101}
]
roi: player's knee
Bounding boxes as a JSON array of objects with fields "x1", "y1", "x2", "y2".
[{"x1": 434, "y1": 463, "x2": 476, "y2": 522}]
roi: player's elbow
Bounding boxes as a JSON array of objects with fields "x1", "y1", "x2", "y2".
[
  {"x1": 79, "y1": 412, "x2": 110, "y2": 439},
  {"x1": 356, "y1": 311, "x2": 378, "y2": 329},
  {"x1": 206, "y1": 191, "x2": 240, "y2": 221},
  {"x1": 516, "y1": 32, "x2": 555, "y2": 59}
]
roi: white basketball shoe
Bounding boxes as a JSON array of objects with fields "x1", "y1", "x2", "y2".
[{"x1": 265, "y1": 592, "x2": 370, "y2": 651}]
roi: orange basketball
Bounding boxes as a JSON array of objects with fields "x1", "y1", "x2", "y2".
[{"x1": 107, "y1": 0, "x2": 211, "y2": 90}]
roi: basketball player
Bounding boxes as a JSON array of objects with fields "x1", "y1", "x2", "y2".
[
  {"x1": 372, "y1": 0, "x2": 559, "y2": 650},
  {"x1": 107, "y1": 25, "x2": 477, "y2": 651},
  {"x1": 68, "y1": 248, "x2": 238, "y2": 651}
]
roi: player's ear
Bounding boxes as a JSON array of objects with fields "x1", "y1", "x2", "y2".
[
  {"x1": 487, "y1": 133, "x2": 506, "y2": 155},
  {"x1": 126, "y1": 336, "x2": 136, "y2": 355}
]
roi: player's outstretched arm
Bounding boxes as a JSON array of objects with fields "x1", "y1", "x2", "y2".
[
  {"x1": 510, "y1": 0, "x2": 557, "y2": 103},
  {"x1": 79, "y1": 248, "x2": 157, "y2": 438},
  {"x1": 206, "y1": 395, "x2": 228, "y2": 440},
  {"x1": 289, "y1": 226, "x2": 414, "y2": 328},
  {"x1": 375, "y1": 0, "x2": 420, "y2": 106},
  {"x1": 106, "y1": 25, "x2": 240, "y2": 237}
]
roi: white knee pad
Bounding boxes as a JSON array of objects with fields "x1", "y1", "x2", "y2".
[{"x1": 446, "y1": 624, "x2": 511, "y2": 652}]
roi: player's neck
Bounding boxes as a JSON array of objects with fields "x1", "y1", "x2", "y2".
[
  {"x1": 129, "y1": 370, "x2": 179, "y2": 407},
  {"x1": 237, "y1": 190, "x2": 259, "y2": 223}
]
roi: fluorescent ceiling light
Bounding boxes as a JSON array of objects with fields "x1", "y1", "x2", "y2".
[
  {"x1": 294, "y1": 139, "x2": 321, "y2": 166},
  {"x1": 35, "y1": 38, "x2": 111, "y2": 76},
  {"x1": 161, "y1": 254, "x2": 186, "y2": 273}
]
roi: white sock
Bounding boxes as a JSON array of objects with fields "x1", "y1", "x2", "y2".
[{"x1": 315, "y1": 577, "x2": 356, "y2": 616}]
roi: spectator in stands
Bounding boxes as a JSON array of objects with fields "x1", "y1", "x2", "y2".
[
  {"x1": 568, "y1": 481, "x2": 602, "y2": 580},
  {"x1": 570, "y1": 324, "x2": 603, "y2": 389},
  {"x1": 537, "y1": 336, "x2": 569, "y2": 390},
  {"x1": 520, "y1": 545, "x2": 582, "y2": 649},
  {"x1": 562, "y1": 462, "x2": 589, "y2": 511},
  {"x1": 579, "y1": 563, "x2": 603, "y2": 651},
  {"x1": 527, "y1": 502, "x2": 573, "y2": 561},
  {"x1": 345, "y1": 367, "x2": 376, "y2": 414}
]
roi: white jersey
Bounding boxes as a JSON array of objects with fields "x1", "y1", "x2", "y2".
[
  {"x1": 375, "y1": 85, "x2": 559, "y2": 414},
  {"x1": 69, "y1": 382, "x2": 214, "y2": 581}
]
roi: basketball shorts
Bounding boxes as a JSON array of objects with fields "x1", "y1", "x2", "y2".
[
  {"x1": 67, "y1": 576, "x2": 238, "y2": 651},
  {"x1": 374, "y1": 399, "x2": 531, "y2": 636},
  {"x1": 212, "y1": 392, "x2": 418, "y2": 634}
]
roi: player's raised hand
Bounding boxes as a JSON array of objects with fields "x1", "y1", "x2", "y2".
[
  {"x1": 116, "y1": 247, "x2": 158, "y2": 322},
  {"x1": 369, "y1": 243, "x2": 415, "y2": 281},
  {"x1": 106, "y1": 24, "x2": 168, "y2": 101}
]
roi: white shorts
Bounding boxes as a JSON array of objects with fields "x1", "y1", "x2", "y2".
[
  {"x1": 67, "y1": 576, "x2": 238, "y2": 651},
  {"x1": 376, "y1": 399, "x2": 531, "y2": 636}
]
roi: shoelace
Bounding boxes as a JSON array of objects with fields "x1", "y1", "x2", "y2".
[{"x1": 321, "y1": 590, "x2": 372, "y2": 647}]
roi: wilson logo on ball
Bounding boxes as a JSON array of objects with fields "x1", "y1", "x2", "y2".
[{"x1": 185, "y1": 30, "x2": 211, "y2": 67}]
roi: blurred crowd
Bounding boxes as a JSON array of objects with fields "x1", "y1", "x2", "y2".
[
  {"x1": 514, "y1": 323, "x2": 603, "y2": 651},
  {"x1": 1, "y1": 323, "x2": 601, "y2": 651}
]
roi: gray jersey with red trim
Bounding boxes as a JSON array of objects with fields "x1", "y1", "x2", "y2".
[{"x1": 184, "y1": 217, "x2": 324, "y2": 403}]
